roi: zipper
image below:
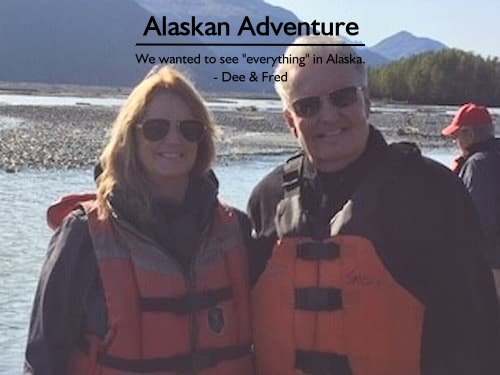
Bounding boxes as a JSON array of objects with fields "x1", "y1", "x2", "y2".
[
  {"x1": 113, "y1": 209, "x2": 215, "y2": 375},
  {"x1": 187, "y1": 257, "x2": 198, "y2": 375},
  {"x1": 187, "y1": 218, "x2": 215, "y2": 375},
  {"x1": 112, "y1": 214, "x2": 181, "y2": 261}
]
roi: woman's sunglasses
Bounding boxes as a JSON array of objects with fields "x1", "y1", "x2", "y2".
[
  {"x1": 138, "y1": 119, "x2": 206, "y2": 143},
  {"x1": 291, "y1": 86, "x2": 363, "y2": 118}
]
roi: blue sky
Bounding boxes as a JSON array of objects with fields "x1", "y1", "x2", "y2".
[{"x1": 265, "y1": 0, "x2": 499, "y2": 58}]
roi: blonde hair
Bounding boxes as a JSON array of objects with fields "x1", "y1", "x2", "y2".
[
  {"x1": 96, "y1": 66, "x2": 218, "y2": 222},
  {"x1": 275, "y1": 35, "x2": 367, "y2": 107}
]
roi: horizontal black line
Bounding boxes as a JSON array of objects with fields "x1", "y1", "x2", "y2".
[{"x1": 136, "y1": 43, "x2": 365, "y2": 47}]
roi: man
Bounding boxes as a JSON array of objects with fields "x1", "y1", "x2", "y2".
[
  {"x1": 442, "y1": 103, "x2": 500, "y2": 303},
  {"x1": 248, "y1": 36, "x2": 500, "y2": 374}
]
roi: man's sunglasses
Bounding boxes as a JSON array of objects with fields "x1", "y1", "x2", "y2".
[
  {"x1": 138, "y1": 119, "x2": 206, "y2": 143},
  {"x1": 291, "y1": 86, "x2": 364, "y2": 118}
]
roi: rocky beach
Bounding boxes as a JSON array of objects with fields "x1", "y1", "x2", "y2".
[{"x1": 1, "y1": 86, "x2": 496, "y2": 172}]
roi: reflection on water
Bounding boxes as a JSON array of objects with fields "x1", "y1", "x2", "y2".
[
  {"x1": 0, "y1": 94, "x2": 125, "y2": 108},
  {"x1": 0, "y1": 116, "x2": 25, "y2": 130},
  {"x1": 3, "y1": 93, "x2": 498, "y2": 115},
  {"x1": 0, "y1": 93, "x2": 282, "y2": 112},
  {"x1": 0, "y1": 169, "x2": 96, "y2": 374},
  {"x1": 0, "y1": 151, "x2": 454, "y2": 374},
  {"x1": 0, "y1": 156, "x2": 285, "y2": 373},
  {"x1": 423, "y1": 147, "x2": 455, "y2": 167}
]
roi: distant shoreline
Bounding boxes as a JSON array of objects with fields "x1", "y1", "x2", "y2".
[
  {"x1": 0, "y1": 81, "x2": 280, "y2": 101},
  {"x1": 1, "y1": 83, "x2": 498, "y2": 172},
  {"x1": 2, "y1": 81, "x2": 500, "y2": 107}
]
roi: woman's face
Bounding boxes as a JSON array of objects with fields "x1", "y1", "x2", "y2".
[{"x1": 136, "y1": 90, "x2": 199, "y2": 185}]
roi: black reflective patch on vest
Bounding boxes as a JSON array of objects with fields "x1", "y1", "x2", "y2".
[
  {"x1": 92, "y1": 344, "x2": 251, "y2": 373},
  {"x1": 297, "y1": 242, "x2": 340, "y2": 260},
  {"x1": 207, "y1": 306, "x2": 225, "y2": 335},
  {"x1": 295, "y1": 287, "x2": 343, "y2": 311},
  {"x1": 140, "y1": 287, "x2": 232, "y2": 314},
  {"x1": 295, "y1": 350, "x2": 352, "y2": 374},
  {"x1": 283, "y1": 169, "x2": 301, "y2": 192}
]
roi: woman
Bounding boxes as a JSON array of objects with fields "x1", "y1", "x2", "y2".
[{"x1": 25, "y1": 66, "x2": 254, "y2": 374}]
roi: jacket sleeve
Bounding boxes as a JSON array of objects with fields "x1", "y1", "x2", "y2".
[
  {"x1": 24, "y1": 212, "x2": 99, "y2": 375},
  {"x1": 234, "y1": 208, "x2": 273, "y2": 288},
  {"x1": 246, "y1": 192, "x2": 279, "y2": 287},
  {"x1": 382, "y1": 159, "x2": 500, "y2": 374},
  {"x1": 459, "y1": 156, "x2": 498, "y2": 233},
  {"x1": 427, "y1": 179, "x2": 500, "y2": 374}
]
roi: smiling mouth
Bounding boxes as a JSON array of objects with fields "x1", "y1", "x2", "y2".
[
  {"x1": 157, "y1": 152, "x2": 184, "y2": 159},
  {"x1": 316, "y1": 128, "x2": 344, "y2": 139}
]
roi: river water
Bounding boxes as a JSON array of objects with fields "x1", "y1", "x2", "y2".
[
  {"x1": 0, "y1": 150, "x2": 454, "y2": 374},
  {"x1": 0, "y1": 93, "x2": 457, "y2": 373},
  {"x1": 2, "y1": 93, "x2": 499, "y2": 115}
]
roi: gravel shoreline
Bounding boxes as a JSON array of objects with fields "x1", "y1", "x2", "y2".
[
  {"x1": 0, "y1": 105, "x2": 297, "y2": 171},
  {"x1": 1, "y1": 102, "x2": 494, "y2": 172}
]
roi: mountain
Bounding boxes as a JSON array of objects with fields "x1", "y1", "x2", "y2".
[
  {"x1": 0, "y1": 0, "x2": 305, "y2": 91},
  {"x1": 0, "y1": 0, "x2": 221, "y2": 89},
  {"x1": 341, "y1": 37, "x2": 389, "y2": 67},
  {"x1": 136, "y1": 0, "x2": 390, "y2": 67},
  {"x1": 0, "y1": 1, "x2": 447, "y2": 91},
  {"x1": 136, "y1": 0, "x2": 286, "y2": 20},
  {"x1": 370, "y1": 31, "x2": 447, "y2": 61},
  {"x1": 357, "y1": 48, "x2": 389, "y2": 67},
  {"x1": 135, "y1": 0, "x2": 299, "y2": 89}
]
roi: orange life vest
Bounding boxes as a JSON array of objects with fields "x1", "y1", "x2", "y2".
[
  {"x1": 253, "y1": 146, "x2": 425, "y2": 375},
  {"x1": 48, "y1": 194, "x2": 254, "y2": 375}
]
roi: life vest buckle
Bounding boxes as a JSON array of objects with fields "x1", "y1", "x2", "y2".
[
  {"x1": 191, "y1": 350, "x2": 216, "y2": 371},
  {"x1": 297, "y1": 242, "x2": 340, "y2": 260}
]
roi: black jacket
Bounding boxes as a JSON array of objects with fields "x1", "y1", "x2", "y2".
[
  {"x1": 24, "y1": 172, "x2": 254, "y2": 375},
  {"x1": 456, "y1": 138, "x2": 500, "y2": 267},
  {"x1": 247, "y1": 127, "x2": 500, "y2": 374}
]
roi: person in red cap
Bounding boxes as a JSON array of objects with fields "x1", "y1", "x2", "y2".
[{"x1": 442, "y1": 102, "x2": 500, "y2": 304}]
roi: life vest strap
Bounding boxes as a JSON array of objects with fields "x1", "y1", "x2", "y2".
[
  {"x1": 295, "y1": 287, "x2": 343, "y2": 311},
  {"x1": 80, "y1": 343, "x2": 251, "y2": 373},
  {"x1": 140, "y1": 286, "x2": 233, "y2": 314},
  {"x1": 295, "y1": 350, "x2": 352, "y2": 374},
  {"x1": 297, "y1": 242, "x2": 340, "y2": 260},
  {"x1": 282, "y1": 154, "x2": 303, "y2": 197},
  {"x1": 283, "y1": 169, "x2": 301, "y2": 190}
]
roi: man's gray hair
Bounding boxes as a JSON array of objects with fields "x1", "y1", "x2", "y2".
[{"x1": 274, "y1": 35, "x2": 367, "y2": 106}]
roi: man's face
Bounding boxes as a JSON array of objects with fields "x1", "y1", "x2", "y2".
[
  {"x1": 284, "y1": 63, "x2": 370, "y2": 172},
  {"x1": 453, "y1": 128, "x2": 474, "y2": 155}
]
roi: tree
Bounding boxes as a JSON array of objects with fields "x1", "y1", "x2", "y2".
[{"x1": 368, "y1": 49, "x2": 500, "y2": 105}]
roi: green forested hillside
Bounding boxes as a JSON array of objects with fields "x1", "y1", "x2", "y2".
[{"x1": 369, "y1": 49, "x2": 500, "y2": 105}]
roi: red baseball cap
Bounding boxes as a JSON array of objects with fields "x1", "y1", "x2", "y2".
[{"x1": 441, "y1": 103, "x2": 493, "y2": 136}]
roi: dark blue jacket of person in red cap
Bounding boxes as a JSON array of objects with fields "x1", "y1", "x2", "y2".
[
  {"x1": 454, "y1": 138, "x2": 500, "y2": 268},
  {"x1": 442, "y1": 103, "x2": 500, "y2": 266},
  {"x1": 442, "y1": 103, "x2": 500, "y2": 304}
]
